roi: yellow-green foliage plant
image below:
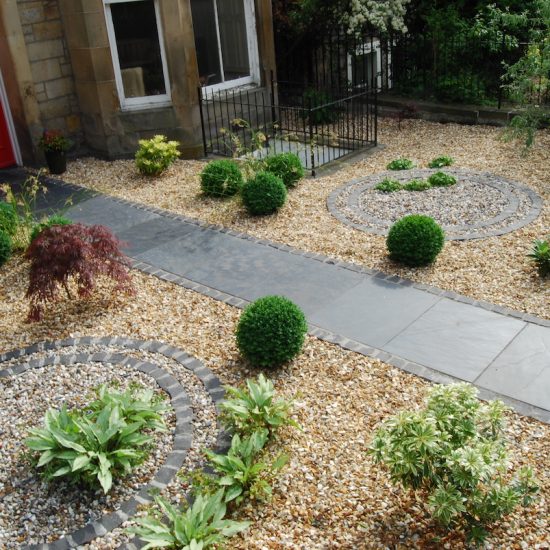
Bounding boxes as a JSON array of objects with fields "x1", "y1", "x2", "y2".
[{"x1": 135, "y1": 135, "x2": 180, "y2": 176}]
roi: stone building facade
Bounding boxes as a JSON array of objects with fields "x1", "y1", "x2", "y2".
[{"x1": 0, "y1": 0, "x2": 277, "y2": 165}]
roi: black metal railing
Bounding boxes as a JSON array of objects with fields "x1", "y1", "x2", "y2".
[{"x1": 198, "y1": 77, "x2": 377, "y2": 175}]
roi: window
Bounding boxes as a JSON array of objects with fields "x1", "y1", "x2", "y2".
[
  {"x1": 104, "y1": 0, "x2": 171, "y2": 109},
  {"x1": 191, "y1": 0, "x2": 260, "y2": 92},
  {"x1": 347, "y1": 39, "x2": 389, "y2": 91}
]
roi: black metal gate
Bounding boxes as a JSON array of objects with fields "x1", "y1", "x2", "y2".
[{"x1": 198, "y1": 75, "x2": 377, "y2": 176}]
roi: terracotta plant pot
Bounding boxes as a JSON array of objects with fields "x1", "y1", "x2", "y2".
[{"x1": 44, "y1": 150, "x2": 67, "y2": 175}]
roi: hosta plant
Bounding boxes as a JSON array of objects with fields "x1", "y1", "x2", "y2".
[
  {"x1": 25, "y1": 223, "x2": 134, "y2": 321},
  {"x1": 369, "y1": 383, "x2": 539, "y2": 545},
  {"x1": 128, "y1": 490, "x2": 250, "y2": 550},
  {"x1": 220, "y1": 373, "x2": 298, "y2": 437},
  {"x1": 374, "y1": 178, "x2": 401, "y2": 193},
  {"x1": 135, "y1": 134, "x2": 180, "y2": 176},
  {"x1": 386, "y1": 158, "x2": 415, "y2": 170},
  {"x1": 403, "y1": 178, "x2": 431, "y2": 191},
  {"x1": 527, "y1": 238, "x2": 550, "y2": 277},
  {"x1": 203, "y1": 429, "x2": 288, "y2": 505},
  {"x1": 428, "y1": 171, "x2": 457, "y2": 187},
  {"x1": 428, "y1": 156, "x2": 454, "y2": 168},
  {"x1": 25, "y1": 385, "x2": 167, "y2": 493}
]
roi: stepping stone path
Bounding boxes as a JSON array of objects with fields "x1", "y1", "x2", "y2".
[{"x1": 0, "y1": 337, "x2": 228, "y2": 550}]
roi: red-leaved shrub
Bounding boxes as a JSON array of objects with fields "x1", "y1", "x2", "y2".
[{"x1": 25, "y1": 223, "x2": 134, "y2": 321}]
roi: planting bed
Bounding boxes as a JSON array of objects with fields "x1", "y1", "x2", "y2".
[
  {"x1": 328, "y1": 168, "x2": 542, "y2": 240},
  {"x1": 0, "y1": 261, "x2": 548, "y2": 549},
  {"x1": 59, "y1": 118, "x2": 550, "y2": 319}
]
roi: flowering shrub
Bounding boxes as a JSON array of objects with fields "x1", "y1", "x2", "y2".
[
  {"x1": 38, "y1": 130, "x2": 71, "y2": 152},
  {"x1": 370, "y1": 383, "x2": 539, "y2": 545},
  {"x1": 135, "y1": 135, "x2": 180, "y2": 176}
]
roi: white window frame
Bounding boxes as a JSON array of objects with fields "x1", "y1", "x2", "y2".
[
  {"x1": 104, "y1": 0, "x2": 171, "y2": 110},
  {"x1": 347, "y1": 38, "x2": 389, "y2": 91},
  {"x1": 201, "y1": 0, "x2": 260, "y2": 94}
]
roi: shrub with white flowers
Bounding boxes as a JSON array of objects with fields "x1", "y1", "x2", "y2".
[
  {"x1": 369, "y1": 383, "x2": 539, "y2": 546},
  {"x1": 342, "y1": 0, "x2": 411, "y2": 36}
]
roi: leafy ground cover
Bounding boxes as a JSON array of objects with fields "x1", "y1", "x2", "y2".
[{"x1": 60, "y1": 118, "x2": 550, "y2": 319}]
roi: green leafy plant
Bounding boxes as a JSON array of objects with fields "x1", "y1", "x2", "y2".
[
  {"x1": 241, "y1": 172, "x2": 287, "y2": 216},
  {"x1": 387, "y1": 214, "x2": 445, "y2": 267},
  {"x1": 204, "y1": 430, "x2": 288, "y2": 504},
  {"x1": 428, "y1": 171, "x2": 457, "y2": 187},
  {"x1": 428, "y1": 156, "x2": 454, "y2": 168},
  {"x1": 0, "y1": 229, "x2": 12, "y2": 267},
  {"x1": 38, "y1": 129, "x2": 72, "y2": 153},
  {"x1": 236, "y1": 295, "x2": 307, "y2": 367},
  {"x1": 0, "y1": 201, "x2": 18, "y2": 236},
  {"x1": 301, "y1": 88, "x2": 338, "y2": 124},
  {"x1": 374, "y1": 178, "x2": 402, "y2": 193},
  {"x1": 220, "y1": 373, "x2": 299, "y2": 437},
  {"x1": 1, "y1": 172, "x2": 48, "y2": 250},
  {"x1": 25, "y1": 384, "x2": 167, "y2": 493},
  {"x1": 135, "y1": 135, "x2": 180, "y2": 176},
  {"x1": 403, "y1": 178, "x2": 431, "y2": 191},
  {"x1": 369, "y1": 383, "x2": 539, "y2": 545},
  {"x1": 264, "y1": 152, "x2": 305, "y2": 188},
  {"x1": 200, "y1": 159, "x2": 244, "y2": 197},
  {"x1": 527, "y1": 238, "x2": 550, "y2": 276},
  {"x1": 128, "y1": 490, "x2": 250, "y2": 550},
  {"x1": 29, "y1": 214, "x2": 72, "y2": 243},
  {"x1": 387, "y1": 158, "x2": 415, "y2": 170}
]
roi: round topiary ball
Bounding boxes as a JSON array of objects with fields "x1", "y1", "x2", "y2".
[
  {"x1": 0, "y1": 230, "x2": 12, "y2": 267},
  {"x1": 242, "y1": 171, "x2": 287, "y2": 215},
  {"x1": 0, "y1": 201, "x2": 18, "y2": 236},
  {"x1": 200, "y1": 159, "x2": 243, "y2": 197},
  {"x1": 386, "y1": 214, "x2": 445, "y2": 267},
  {"x1": 236, "y1": 295, "x2": 308, "y2": 367},
  {"x1": 264, "y1": 153, "x2": 304, "y2": 188}
]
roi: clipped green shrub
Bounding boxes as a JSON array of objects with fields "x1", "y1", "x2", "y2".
[
  {"x1": 242, "y1": 172, "x2": 287, "y2": 216},
  {"x1": 370, "y1": 383, "x2": 539, "y2": 546},
  {"x1": 403, "y1": 178, "x2": 431, "y2": 191},
  {"x1": 387, "y1": 214, "x2": 445, "y2": 267},
  {"x1": 30, "y1": 214, "x2": 72, "y2": 243},
  {"x1": 428, "y1": 156, "x2": 454, "y2": 168},
  {"x1": 200, "y1": 159, "x2": 244, "y2": 197},
  {"x1": 0, "y1": 230, "x2": 12, "y2": 267},
  {"x1": 387, "y1": 158, "x2": 415, "y2": 170},
  {"x1": 428, "y1": 171, "x2": 457, "y2": 187},
  {"x1": 264, "y1": 153, "x2": 304, "y2": 188},
  {"x1": 0, "y1": 201, "x2": 18, "y2": 236},
  {"x1": 374, "y1": 178, "x2": 401, "y2": 193},
  {"x1": 135, "y1": 134, "x2": 180, "y2": 176},
  {"x1": 236, "y1": 295, "x2": 307, "y2": 367}
]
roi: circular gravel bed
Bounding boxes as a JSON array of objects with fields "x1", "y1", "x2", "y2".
[
  {"x1": 328, "y1": 168, "x2": 542, "y2": 240},
  {"x1": 0, "y1": 337, "x2": 226, "y2": 550}
]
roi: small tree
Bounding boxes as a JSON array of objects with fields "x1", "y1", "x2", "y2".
[{"x1": 25, "y1": 223, "x2": 134, "y2": 321}]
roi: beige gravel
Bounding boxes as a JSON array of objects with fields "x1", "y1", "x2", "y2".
[
  {"x1": 0, "y1": 258, "x2": 548, "y2": 548},
  {"x1": 60, "y1": 117, "x2": 550, "y2": 320}
]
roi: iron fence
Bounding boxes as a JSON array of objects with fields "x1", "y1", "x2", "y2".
[{"x1": 198, "y1": 77, "x2": 377, "y2": 176}]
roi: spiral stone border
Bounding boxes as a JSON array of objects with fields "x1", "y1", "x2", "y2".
[
  {"x1": 0, "y1": 336, "x2": 229, "y2": 550},
  {"x1": 327, "y1": 168, "x2": 543, "y2": 240}
]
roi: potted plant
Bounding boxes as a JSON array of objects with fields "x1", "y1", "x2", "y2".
[{"x1": 38, "y1": 129, "x2": 72, "y2": 175}]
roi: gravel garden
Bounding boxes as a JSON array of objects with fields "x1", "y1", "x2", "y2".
[{"x1": 0, "y1": 116, "x2": 549, "y2": 549}]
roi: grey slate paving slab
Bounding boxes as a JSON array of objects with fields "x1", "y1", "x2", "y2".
[
  {"x1": 475, "y1": 324, "x2": 550, "y2": 410},
  {"x1": 65, "y1": 196, "x2": 159, "y2": 233},
  {"x1": 385, "y1": 298, "x2": 526, "y2": 381},
  {"x1": 137, "y1": 227, "x2": 364, "y2": 315},
  {"x1": 309, "y1": 278, "x2": 440, "y2": 348},
  {"x1": 116, "y1": 217, "x2": 197, "y2": 255}
]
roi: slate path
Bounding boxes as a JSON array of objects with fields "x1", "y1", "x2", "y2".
[{"x1": 3, "y1": 168, "x2": 549, "y2": 423}]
